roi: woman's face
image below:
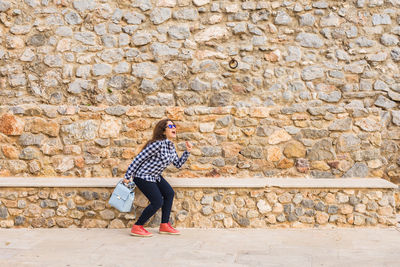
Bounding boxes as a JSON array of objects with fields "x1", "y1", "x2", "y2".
[{"x1": 164, "y1": 121, "x2": 177, "y2": 140}]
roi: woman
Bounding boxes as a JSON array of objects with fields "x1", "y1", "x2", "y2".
[{"x1": 123, "y1": 118, "x2": 192, "y2": 237}]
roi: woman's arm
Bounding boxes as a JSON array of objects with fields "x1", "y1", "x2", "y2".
[
  {"x1": 124, "y1": 141, "x2": 161, "y2": 180},
  {"x1": 172, "y1": 150, "x2": 190, "y2": 169},
  {"x1": 172, "y1": 141, "x2": 192, "y2": 168}
]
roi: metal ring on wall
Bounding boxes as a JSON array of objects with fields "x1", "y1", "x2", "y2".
[{"x1": 229, "y1": 58, "x2": 238, "y2": 69}]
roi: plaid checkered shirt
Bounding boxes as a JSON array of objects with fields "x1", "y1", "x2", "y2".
[{"x1": 124, "y1": 139, "x2": 190, "y2": 182}]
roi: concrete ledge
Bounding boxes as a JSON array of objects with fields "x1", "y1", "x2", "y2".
[
  {"x1": 264, "y1": 178, "x2": 397, "y2": 189},
  {"x1": 0, "y1": 177, "x2": 397, "y2": 189}
]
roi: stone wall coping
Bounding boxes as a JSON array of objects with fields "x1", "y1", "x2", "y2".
[{"x1": 0, "y1": 177, "x2": 397, "y2": 189}]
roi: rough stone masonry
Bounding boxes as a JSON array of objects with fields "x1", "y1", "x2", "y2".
[
  {"x1": 0, "y1": 0, "x2": 399, "y2": 183},
  {"x1": 0, "y1": 187, "x2": 397, "y2": 228}
]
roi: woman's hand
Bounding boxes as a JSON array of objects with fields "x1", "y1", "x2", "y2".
[
  {"x1": 185, "y1": 141, "x2": 193, "y2": 152},
  {"x1": 123, "y1": 178, "x2": 130, "y2": 185}
]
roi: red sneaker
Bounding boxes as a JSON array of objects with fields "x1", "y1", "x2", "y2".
[
  {"x1": 130, "y1": 225, "x2": 153, "y2": 237},
  {"x1": 159, "y1": 223, "x2": 180, "y2": 235}
]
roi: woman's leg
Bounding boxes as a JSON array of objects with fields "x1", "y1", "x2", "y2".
[
  {"x1": 157, "y1": 176, "x2": 175, "y2": 223},
  {"x1": 134, "y1": 178, "x2": 163, "y2": 225}
]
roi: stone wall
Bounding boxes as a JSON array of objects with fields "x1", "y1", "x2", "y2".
[
  {"x1": 0, "y1": 0, "x2": 399, "y2": 182},
  {"x1": 0, "y1": 105, "x2": 394, "y2": 179},
  {"x1": 0, "y1": 186, "x2": 396, "y2": 228}
]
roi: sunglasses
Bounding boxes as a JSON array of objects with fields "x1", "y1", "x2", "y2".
[{"x1": 166, "y1": 124, "x2": 176, "y2": 129}]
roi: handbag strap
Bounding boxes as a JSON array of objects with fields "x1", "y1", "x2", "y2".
[{"x1": 120, "y1": 179, "x2": 136, "y2": 191}]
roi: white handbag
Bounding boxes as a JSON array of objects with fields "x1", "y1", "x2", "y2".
[{"x1": 108, "y1": 180, "x2": 135, "y2": 212}]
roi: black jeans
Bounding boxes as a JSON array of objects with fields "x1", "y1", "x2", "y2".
[{"x1": 134, "y1": 176, "x2": 175, "y2": 225}]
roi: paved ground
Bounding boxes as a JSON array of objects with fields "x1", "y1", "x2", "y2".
[{"x1": 0, "y1": 227, "x2": 399, "y2": 267}]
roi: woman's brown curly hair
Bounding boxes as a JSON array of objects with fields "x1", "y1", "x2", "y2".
[{"x1": 140, "y1": 118, "x2": 174, "y2": 151}]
